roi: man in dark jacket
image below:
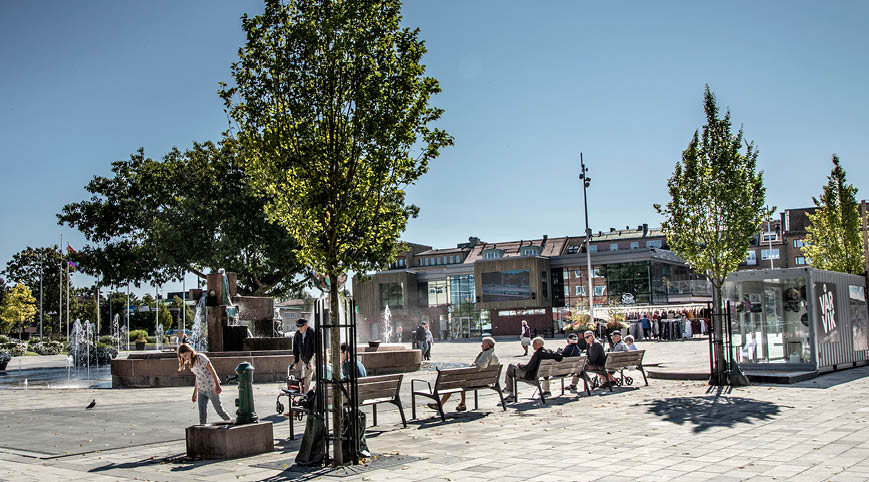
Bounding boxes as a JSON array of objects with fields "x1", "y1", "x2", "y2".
[
  {"x1": 559, "y1": 334, "x2": 584, "y2": 392},
  {"x1": 502, "y1": 337, "x2": 563, "y2": 402},
  {"x1": 414, "y1": 323, "x2": 426, "y2": 350},
  {"x1": 291, "y1": 319, "x2": 316, "y2": 392},
  {"x1": 584, "y1": 330, "x2": 616, "y2": 387}
]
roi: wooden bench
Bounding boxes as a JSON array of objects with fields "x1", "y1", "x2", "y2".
[
  {"x1": 585, "y1": 350, "x2": 648, "y2": 392},
  {"x1": 411, "y1": 365, "x2": 504, "y2": 422},
  {"x1": 513, "y1": 356, "x2": 590, "y2": 403},
  {"x1": 284, "y1": 374, "x2": 406, "y2": 440}
]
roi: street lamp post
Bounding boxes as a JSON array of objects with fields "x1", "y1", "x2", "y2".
[{"x1": 579, "y1": 153, "x2": 594, "y2": 324}]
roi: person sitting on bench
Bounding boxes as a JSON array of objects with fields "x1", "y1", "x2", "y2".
[
  {"x1": 624, "y1": 335, "x2": 639, "y2": 351},
  {"x1": 609, "y1": 331, "x2": 629, "y2": 353},
  {"x1": 558, "y1": 333, "x2": 583, "y2": 392},
  {"x1": 585, "y1": 331, "x2": 617, "y2": 388},
  {"x1": 429, "y1": 336, "x2": 499, "y2": 412},
  {"x1": 341, "y1": 342, "x2": 367, "y2": 379},
  {"x1": 502, "y1": 337, "x2": 562, "y2": 402}
]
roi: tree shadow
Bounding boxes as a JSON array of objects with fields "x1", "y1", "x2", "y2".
[
  {"x1": 641, "y1": 395, "x2": 785, "y2": 433},
  {"x1": 408, "y1": 411, "x2": 490, "y2": 428}
]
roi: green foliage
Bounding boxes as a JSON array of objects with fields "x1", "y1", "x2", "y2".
[
  {"x1": 157, "y1": 302, "x2": 173, "y2": 332},
  {"x1": 0, "y1": 335, "x2": 8, "y2": 344},
  {"x1": 0, "y1": 283, "x2": 38, "y2": 336},
  {"x1": 57, "y1": 141, "x2": 308, "y2": 297},
  {"x1": 171, "y1": 296, "x2": 195, "y2": 326},
  {"x1": 654, "y1": 86, "x2": 771, "y2": 295},
  {"x1": 0, "y1": 351, "x2": 10, "y2": 363},
  {"x1": 2, "y1": 246, "x2": 64, "y2": 332},
  {"x1": 98, "y1": 335, "x2": 115, "y2": 345},
  {"x1": 804, "y1": 155, "x2": 866, "y2": 275},
  {"x1": 1, "y1": 342, "x2": 27, "y2": 357},
  {"x1": 129, "y1": 330, "x2": 148, "y2": 341}
]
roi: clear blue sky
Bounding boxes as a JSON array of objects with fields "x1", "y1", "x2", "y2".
[{"x1": 1, "y1": 0, "x2": 867, "y2": 296}]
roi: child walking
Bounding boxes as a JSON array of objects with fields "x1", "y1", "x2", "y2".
[{"x1": 177, "y1": 344, "x2": 232, "y2": 425}]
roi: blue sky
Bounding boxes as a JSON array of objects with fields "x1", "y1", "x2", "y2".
[{"x1": 1, "y1": 1, "x2": 867, "y2": 296}]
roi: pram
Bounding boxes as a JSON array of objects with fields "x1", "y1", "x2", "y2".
[{"x1": 275, "y1": 365, "x2": 307, "y2": 421}]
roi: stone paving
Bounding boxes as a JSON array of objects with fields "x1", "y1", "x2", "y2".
[{"x1": 1, "y1": 339, "x2": 869, "y2": 481}]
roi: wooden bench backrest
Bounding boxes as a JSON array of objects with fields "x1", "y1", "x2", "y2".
[
  {"x1": 605, "y1": 350, "x2": 644, "y2": 369},
  {"x1": 537, "y1": 356, "x2": 588, "y2": 378},
  {"x1": 434, "y1": 365, "x2": 502, "y2": 391},
  {"x1": 356, "y1": 374, "x2": 403, "y2": 403}
]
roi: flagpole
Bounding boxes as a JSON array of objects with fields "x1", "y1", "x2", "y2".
[
  {"x1": 96, "y1": 277, "x2": 100, "y2": 336},
  {"x1": 59, "y1": 236, "x2": 63, "y2": 341},
  {"x1": 39, "y1": 251, "x2": 43, "y2": 340},
  {"x1": 126, "y1": 283, "x2": 130, "y2": 351},
  {"x1": 182, "y1": 277, "x2": 186, "y2": 335},
  {"x1": 66, "y1": 251, "x2": 70, "y2": 342}
]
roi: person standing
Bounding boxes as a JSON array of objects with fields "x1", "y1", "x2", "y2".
[
  {"x1": 519, "y1": 320, "x2": 532, "y2": 356},
  {"x1": 177, "y1": 344, "x2": 232, "y2": 425},
  {"x1": 414, "y1": 322, "x2": 426, "y2": 350},
  {"x1": 640, "y1": 314, "x2": 651, "y2": 340},
  {"x1": 423, "y1": 323, "x2": 434, "y2": 360},
  {"x1": 395, "y1": 325, "x2": 404, "y2": 343},
  {"x1": 291, "y1": 319, "x2": 316, "y2": 393}
]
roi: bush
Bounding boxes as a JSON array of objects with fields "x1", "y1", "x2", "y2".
[
  {"x1": 0, "y1": 351, "x2": 10, "y2": 363},
  {"x1": 146, "y1": 336, "x2": 156, "y2": 344},
  {"x1": 129, "y1": 330, "x2": 148, "y2": 341},
  {"x1": 0, "y1": 342, "x2": 27, "y2": 357},
  {"x1": 33, "y1": 341, "x2": 64, "y2": 355},
  {"x1": 0, "y1": 335, "x2": 8, "y2": 344},
  {"x1": 98, "y1": 335, "x2": 115, "y2": 345},
  {"x1": 28, "y1": 337, "x2": 41, "y2": 345}
]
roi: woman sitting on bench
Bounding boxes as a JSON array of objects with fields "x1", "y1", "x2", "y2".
[{"x1": 429, "y1": 337, "x2": 498, "y2": 412}]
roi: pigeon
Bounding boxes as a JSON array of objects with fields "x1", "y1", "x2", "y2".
[{"x1": 86, "y1": 399, "x2": 96, "y2": 410}]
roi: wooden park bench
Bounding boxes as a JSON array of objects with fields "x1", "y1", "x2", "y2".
[
  {"x1": 411, "y1": 365, "x2": 505, "y2": 422},
  {"x1": 585, "y1": 350, "x2": 648, "y2": 392},
  {"x1": 283, "y1": 373, "x2": 406, "y2": 440},
  {"x1": 513, "y1": 356, "x2": 590, "y2": 403}
]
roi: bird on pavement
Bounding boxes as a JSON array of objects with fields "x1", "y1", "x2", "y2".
[{"x1": 86, "y1": 399, "x2": 96, "y2": 410}]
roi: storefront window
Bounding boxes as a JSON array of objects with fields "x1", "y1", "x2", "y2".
[
  {"x1": 606, "y1": 261, "x2": 651, "y2": 305},
  {"x1": 724, "y1": 277, "x2": 810, "y2": 364}
]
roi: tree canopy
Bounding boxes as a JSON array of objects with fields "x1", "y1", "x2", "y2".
[
  {"x1": 58, "y1": 140, "x2": 309, "y2": 297},
  {"x1": 220, "y1": 0, "x2": 452, "y2": 463},
  {"x1": 0, "y1": 283, "x2": 37, "y2": 336},
  {"x1": 654, "y1": 86, "x2": 770, "y2": 385},
  {"x1": 804, "y1": 155, "x2": 866, "y2": 275},
  {"x1": 2, "y1": 246, "x2": 64, "y2": 332}
]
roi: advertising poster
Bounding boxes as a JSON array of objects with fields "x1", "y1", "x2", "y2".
[
  {"x1": 850, "y1": 285, "x2": 869, "y2": 352},
  {"x1": 815, "y1": 282, "x2": 839, "y2": 344}
]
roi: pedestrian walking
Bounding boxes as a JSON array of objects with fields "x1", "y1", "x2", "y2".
[{"x1": 520, "y1": 320, "x2": 532, "y2": 356}]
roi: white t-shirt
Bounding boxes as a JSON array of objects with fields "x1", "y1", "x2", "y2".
[{"x1": 191, "y1": 354, "x2": 217, "y2": 393}]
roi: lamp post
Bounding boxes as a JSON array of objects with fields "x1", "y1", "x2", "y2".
[{"x1": 579, "y1": 153, "x2": 594, "y2": 324}]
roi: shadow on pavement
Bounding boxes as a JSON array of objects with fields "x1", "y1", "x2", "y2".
[
  {"x1": 408, "y1": 411, "x2": 490, "y2": 427},
  {"x1": 642, "y1": 395, "x2": 785, "y2": 433}
]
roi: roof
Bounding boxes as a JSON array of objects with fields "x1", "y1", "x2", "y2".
[{"x1": 463, "y1": 237, "x2": 569, "y2": 263}]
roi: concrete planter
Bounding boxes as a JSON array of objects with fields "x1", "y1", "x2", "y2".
[{"x1": 135, "y1": 341, "x2": 146, "y2": 350}]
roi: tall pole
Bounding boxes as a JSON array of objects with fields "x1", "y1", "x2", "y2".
[
  {"x1": 861, "y1": 200, "x2": 868, "y2": 275},
  {"x1": 580, "y1": 153, "x2": 595, "y2": 324},
  {"x1": 59, "y1": 237, "x2": 63, "y2": 340},
  {"x1": 126, "y1": 283, "x2": 130, "y2": 351},
  {"x1": 39, "y1": 252, "x2": 43, "y2": 339},
  {"x1": 155, "y1": 285, "x2": 159, "y2": 334},
  {"x1": 767, "y1": 206, "x2": 774, "y2": 269},
  {"x1": 182, "y1": 277, "x2": 186, "y2": 334},
  {"x1": 66, "y1": 249, "x2": 70, "y2": 342},
  {"x1": 96, "y1": 278, "x2": 100, "y2": 335}
]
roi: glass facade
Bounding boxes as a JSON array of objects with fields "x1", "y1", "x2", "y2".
[
  {"x1": 447, "y1": 274, "x2": 489, "y2": 338},
  {"x1": 481, "y1": 269, "x2": 531, "y2": 302},
  {"x1": 606, "y1": 261, "x2": 651, "y2": 305},
  {"x1": 724, "y1": 278, "x2": 810, "y2": 364},
  {"x1": 380, "y1": 282, "x2": 403, "y2": 310}
]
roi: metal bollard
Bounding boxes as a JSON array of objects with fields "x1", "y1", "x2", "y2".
[{"x1": 234, "y1": 361, "x2": 258, "y2": 424}]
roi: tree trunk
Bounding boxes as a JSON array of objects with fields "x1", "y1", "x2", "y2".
[
  {"x1": 328, "y1": 273, "x2": 343, "y2": 466},
  {"x1": 710, "y1": 284, "x2": 727, "y2": 385}
]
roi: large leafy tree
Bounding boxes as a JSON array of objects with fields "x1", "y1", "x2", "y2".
[
  {"x1": 804, "y1": 155, "x2": 866, "y2": 275},
  {"x1": 220, "y1": 0, "x2": 452, "y2": 464},
  {"x1": 3, "y1": 246, "x2": 65, "y2": 334},
  {"x1": 0, "y1": 283, "x2": 37, "y2": 338},
  {"x1": 58, "y1": 140, "x2": 309, "y2": 297},
  {"x1": 654, "y1": 86, "x2": 770, "y2": 385}
]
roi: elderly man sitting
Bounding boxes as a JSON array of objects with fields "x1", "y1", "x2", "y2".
[
  {"x1": 502, "y1": 337, "x2": 562, "y2": 403},
  {"x1": 429, "y1": 336, "x2": 498, "y2": 412},
  {"x1": 585, "y1": 330, "x2": 618, "y2": 388}
]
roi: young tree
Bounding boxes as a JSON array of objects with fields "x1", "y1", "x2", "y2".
[
  {"x1": 804, "y1": 155, "x2": 866, "y2": 275},
  {"x1": 654, "y1": 86, "x2": 770, "y2": 385},
  {"x1": 58, "y1": 141, "x2": 309, "y2": 297},
  {"x1": 3, "y1": 246, "x2": 64, "y2": 332},
  {"x1": 220, "y1": 0, "x2": 452, "y2": 464},
  {"x1": 0, "y1": 283, "x2": 37, "y2": 338}
]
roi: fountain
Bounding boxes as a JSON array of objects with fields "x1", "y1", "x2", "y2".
[
  {"x1": 190, "y1": 293, "x2": 208, "y2": 351},
  {"x1": 155, "y1": 323, "x2": 164, "y2": 351},
  {"x1": 381, "y1": 305, "x2": 394, "y2": 344},
  {"x1": 112, "y1": 314, "x2": 121, "y2": 352},
  {"x1": 120, "y1": 325, "x2": 128, "y2": 352}
]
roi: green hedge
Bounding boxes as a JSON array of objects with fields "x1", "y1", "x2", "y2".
[
  {"x1": 1, "y1": 342, "x2": 27, "y2": 357},
  {"x1": 33, "y1": 341, "x2": 64, "y2": 355},
  {"x1": 129, "y1": 330, "x2": 148, "y2": 341}
]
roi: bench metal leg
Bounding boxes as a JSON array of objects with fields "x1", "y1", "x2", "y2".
[
  {"x1": 372, "y1": 404, "x2": 377, "y2": 426},
  {"x1": 474, "y1": 390, "x2": 479, "y2": 410},
  {"x1": 289, "y1": 413, "x2": 295, "y2": 440},
  {"x1": 639, "y1": 366, "x2": 649, "y2": 386},
  {"x1": 392, "y1": 397, "x2": 408, "y2": 428},
  {"x1": 561, "y1": 378, "x2": 565, "y2": 396},
  {"x1": 411, "y1": 391, "x2": 417, "y2": 420},
  {"x1": 538, "y1": 381, "x2": 546, "y2": 404},
  {"x1": 495, "y1": 383, "x2": 506, "y2": 410},
  {"x1": 434, "y1": 394, "x2": 446, "y2": 423},
  {"x1": 582, "y1": 372, "x2": 592, "y2": 396}
]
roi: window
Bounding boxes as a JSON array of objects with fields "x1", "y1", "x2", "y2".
[
  {"x1": 481, "y1": 269, "x2": 531, "y2": 302},
  {"x1": 380, "y1": 282, "x2": 403, "y2": 309},
  {"x1": 646, "y1": 240, "x2": 662, "y2": 249},
  {"x1": 482, "y1": 249, "x2": 503, "y2": 260},
  {"x1": 589, "y1": 245, "x2": 598, "y2": 253},
  {"x1": 574, "y1": 270, "x2": 581, "y2": 278},
  {"x1": 794, "y1": 239, "x2": 806, "y2": 248},
  {"x1": 566, "y1": 245, "x2": 579, "y2": 254},
  {"x1": 745, "y1": 250, "x2": 757, "y2": 265},
  {"x1": 795, "y1": 256, "x2": 807, "y2": 265},
  {"x1": 592, "y1": 267, "x2": 605, "y2": 278},
  {"x1": 564, "y1": 286, "x2": 569, "y2": 297},
  {"x1": 762, "y1": 231, "x2": 778, "y2": 243},
  {"x1": 610, "y1": 243, "x2": 619, "y2": 251},
  {"x1": 761, "y1": 248, "x2": 780, "y2": 260},
  {"x1": 520, "y1": 246, "x2": 541, "y2": 256},
  {"x1": 576, "y1": 285, "x2": 586, "y2": 296},
  {"x1": 593, "y1": 286, "x2": 607, "y2": 296},
  {"x1": 630, "y1": 241, "x2": 639, "y2": 249}
]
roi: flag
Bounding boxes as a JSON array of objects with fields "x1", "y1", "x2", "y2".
[
  {"x1": 67, "y1": 244, "x2": 77, "y2": 254},
  {"x1": 68, "y1": 260, "x2": 78, "y2": 270}
]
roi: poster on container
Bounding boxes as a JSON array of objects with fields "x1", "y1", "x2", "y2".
[
  {"x1": 815, "y1": 282, "x2": 839, "y2": 344},
  {"x1": 850, "y1": 285, "x2": 868, "y2": 352}
]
